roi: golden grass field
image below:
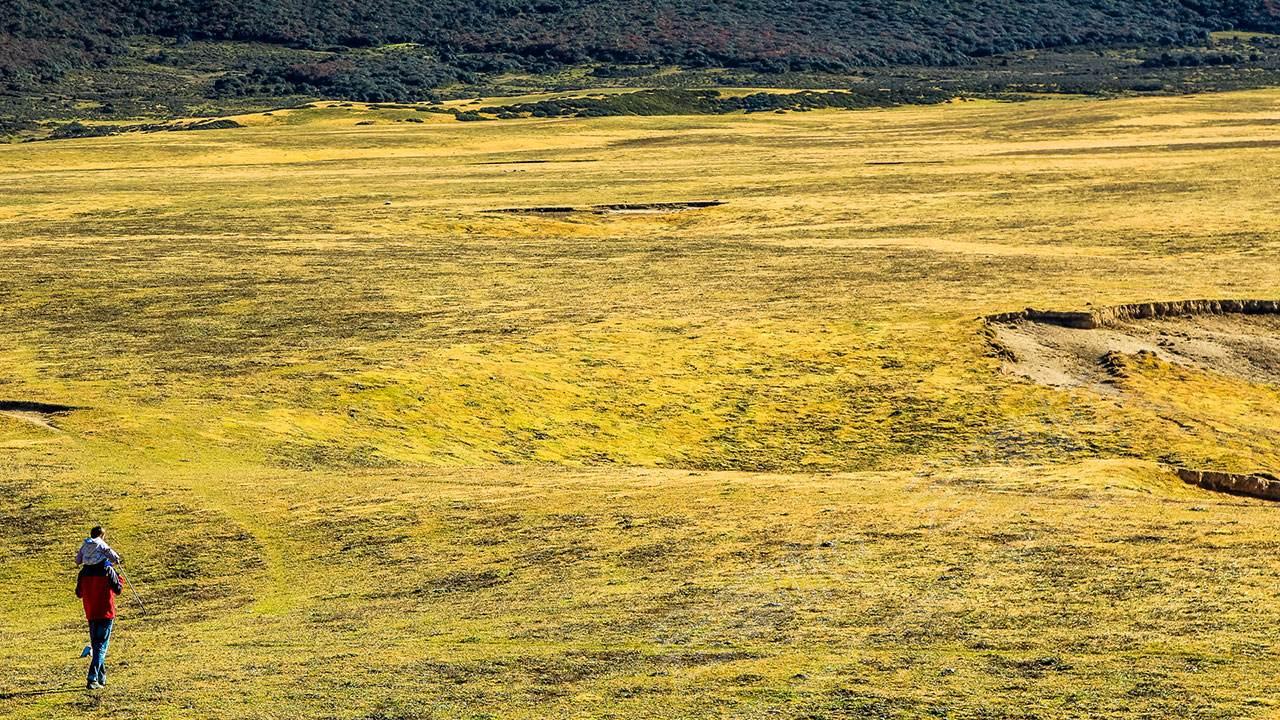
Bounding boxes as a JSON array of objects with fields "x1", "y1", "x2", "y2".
[{"x1": 1, "y1": 89, "x2": 1279, "y2": 718}]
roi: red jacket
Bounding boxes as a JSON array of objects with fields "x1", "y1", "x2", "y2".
[{"x1": 75, "y1": 563, "x2": 123, "y2": 621}]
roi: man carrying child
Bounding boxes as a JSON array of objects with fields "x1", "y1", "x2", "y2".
[{"x1": 74, "y1": 525, "x2": 124, "y2": 690}]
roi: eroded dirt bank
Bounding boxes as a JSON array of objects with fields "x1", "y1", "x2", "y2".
[
  {"x1": 986, "y1": 299, "x2": 1280, "y2": 330},
  {"x1": 984, "y1": 300, "x2": 1280, "y2": 389},
  {"x1": 983, "y1": 300, "x2": 1280, "y2": 501},
  {"x1": 1176, "y1": 467, "x2": 1280, "y2": 501}
]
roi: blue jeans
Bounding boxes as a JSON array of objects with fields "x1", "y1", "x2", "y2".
[{"x1": 87, "y1": 619, "x2": 113, "y2": 686}]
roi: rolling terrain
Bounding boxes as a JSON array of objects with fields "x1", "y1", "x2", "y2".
[{"x1": 2, "y1": 89, "x2": 1280, "y2": 718}]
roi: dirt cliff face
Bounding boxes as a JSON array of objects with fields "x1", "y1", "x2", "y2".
[
  {"x1": 986, "y1": 299, "x2": 1280, "y2": 330},
  {"x1": 1177, "y1": 467, "x2": 1280, "y2": 501}
]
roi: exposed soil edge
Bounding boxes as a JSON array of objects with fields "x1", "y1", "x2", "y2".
[
  {"x1": 978, "y1": 323, "x2": 1018, "y2": 362},
  {"x1": 0, "y1": 401, "x2": 80, "y2": 432},
  {"x1": 0, "y1": 401, "x2": 78, "y2": 414},
  {"x1": 486, "y1": 200, "x2": 725, "y2": 215},
  {"x1": 980, "y1": 305, "x2": 1280, "y2": 502},
  {"x1": 1176, "y1": 467, "x2": 1280, "y2": 501},
  {"x1": 472, "y1": 159, "x2": 599, "y2": 165},
  {"x1": 984, "y1": 299, "x2": 1280, "y2": 330}
]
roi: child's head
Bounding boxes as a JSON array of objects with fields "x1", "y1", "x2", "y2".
[{"x1": 90, "y1": 525, "x2": 104, "y2": 541}]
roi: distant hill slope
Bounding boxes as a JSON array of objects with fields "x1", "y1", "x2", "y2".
[{"x1": 6, "y1": 0, "x2": 1280, "y2": 88}]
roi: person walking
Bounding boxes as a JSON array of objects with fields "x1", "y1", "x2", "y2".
[{"x1": 74, "y1": 526, "x2": 124, "y2": 690}]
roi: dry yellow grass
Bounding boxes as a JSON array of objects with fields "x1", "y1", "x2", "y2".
[{"x1": 1, "y1": 89, "x2": 1279, "y2": 718}]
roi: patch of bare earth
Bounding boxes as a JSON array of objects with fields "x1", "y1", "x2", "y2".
[
  {"x1": 988, "y1": 311, "x2": 1280, "y2": 392},
  {"x1": 486, "y1": 200, "x2": 725, "y2": 215},
  {"x1": 985, "y1": 301, "x2": 1280, "y2": 500},
  {"x1": 0, "y1": 401, "x2": 77, "y2": 431}
]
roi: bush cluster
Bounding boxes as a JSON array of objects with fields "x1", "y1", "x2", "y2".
[
  {"x1": 213, "y1": 53, "x2": 469, "y2": 102},
  {"x1": 477, "y1": 88, "x2": 952, "y2": 119}
]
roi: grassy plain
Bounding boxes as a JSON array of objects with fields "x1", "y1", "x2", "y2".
[{"x1": 1, "y1": 90, "x2": 1279, "y2": 718}]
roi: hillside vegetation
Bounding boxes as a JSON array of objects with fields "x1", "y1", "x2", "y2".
[
  {"x1": 7, "y1": 0, "x2": 1280, "y2": 91},
  {"x1": 1, "y1": 90, "x2": 1279, "y2": 717}
]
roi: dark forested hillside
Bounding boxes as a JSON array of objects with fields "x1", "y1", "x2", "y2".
[
  {"x1": 6, "y1": 1, "x2": 1280, "y2": 77},
  {"x1": 4, "y1": 0, "x2": 1280, "y2": 119}
]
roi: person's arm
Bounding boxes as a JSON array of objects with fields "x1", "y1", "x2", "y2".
[
  {"x1": 107, "y1": 546, "x2": 121, "y2": 564},
  {"x1": 75, "y1": 545, "x2": 84, "y2": 565},
  {"x1": 75, "y1": 571, "x2": 84, "y2": 598}
]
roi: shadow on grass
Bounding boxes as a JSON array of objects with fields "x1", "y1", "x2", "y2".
[
  {"x1": 0, "y1": 686, "x2": 86, "y2": 699},
  {"x1": 0, "y1": 401, "x2": 78, "y2": 414}
]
